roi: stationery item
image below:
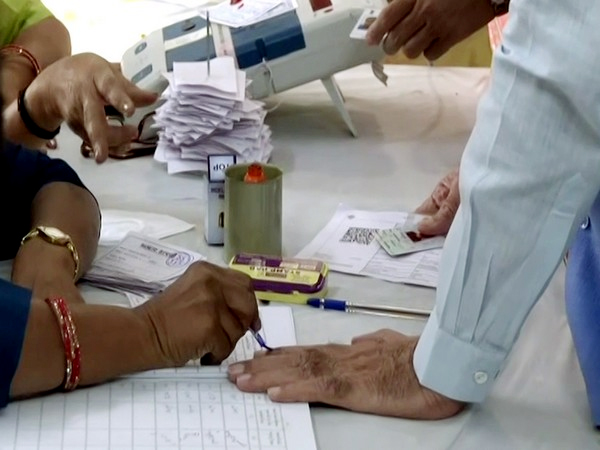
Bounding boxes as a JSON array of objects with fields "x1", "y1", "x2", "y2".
[
  {"x1": 229, "y1": 254, "x2": 328, "y2": 303},
  {"x1": 224, "y1": 163, "x2": 283, "y2": 262},
  {"x1": 375, "y1": 227, "x2": 445, "y2": 256},
  {"x1": 0, "y1": 307, "x2": 317, "y2": 450},
  {"x1": 307, "y1": 298, "x2": 431, "y2": 319},
  {"x1": 251, "y1": 329, "x2": 274, "y2": 351},
  {"x1": 296, "y1": 205, "x2": 443, "y2": 288},
  {"x1": 200, "y1": 0, "x2": 298, "y2": 28},
  {"x1": 349, "y1": 9, "x2": 381, "y2": 40},
  {"x1": 153, "y1": 57, "x2": 273, "y2": 175},
  {"x1": 205, "y1": 154, "x2": 237, "y2": 245}
]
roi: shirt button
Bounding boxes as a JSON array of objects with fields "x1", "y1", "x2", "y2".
[
  {"x1": 581, "y1": 217, "x2": 590, "y2": 229},
  {"x1": 473, "y1": 371, "x2": 488, "y2": 384}
]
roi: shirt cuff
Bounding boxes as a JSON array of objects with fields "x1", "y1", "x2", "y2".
[{"x1": 413, "y1": 311, "x2": 507, "y2": 403}]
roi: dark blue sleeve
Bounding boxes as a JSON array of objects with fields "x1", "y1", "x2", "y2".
[
  {"x1": 0, "y1": 141, "x2": 92, "y2": 260},
  {"x1": 0, "y1": 279, "x2": 32, "y2": 408}
]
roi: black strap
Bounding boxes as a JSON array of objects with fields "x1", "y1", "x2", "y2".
[{"x1": 17, "y1": 89, "x2": 61, "y2": 140}]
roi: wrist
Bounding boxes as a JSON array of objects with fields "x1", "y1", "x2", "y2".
[
  {"x1": 132, "y1": 304, "x2": 173, "y2": 370},
  {"x1": 12, "y1": 237, "x2": 76, "y2": 287},
  {"x1": 21, "y1": 83, "x2": 62, "y2": 135}
]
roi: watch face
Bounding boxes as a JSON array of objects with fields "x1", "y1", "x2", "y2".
[{"x1": 38, "y1": 226, "x2": 70, "y2": 244}]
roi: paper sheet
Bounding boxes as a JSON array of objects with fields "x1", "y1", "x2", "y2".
[
  {"x1": 296, "y1": 205, "x2": 442, "y2": 288},
  {"x1": 0, "y1": 307, "x2": 317, "y2": 450}
]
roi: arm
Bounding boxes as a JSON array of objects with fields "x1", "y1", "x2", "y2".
[
  {"x1": 7, "y1": 262, "x2": 260, "y2": 402},
  {"x1": 2, "y1": 16, "x2": 71, "y2": 148},
  {"x1": 413, "y1": 0, "x2": 600, "y2": 402},
  {"x1": 0, "y1": 143, "x2": 100, "y2": 298}
]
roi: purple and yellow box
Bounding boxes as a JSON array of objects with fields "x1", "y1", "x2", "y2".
[{"x1": 229, "y1": 254, "x2": 329, "y2": 304}]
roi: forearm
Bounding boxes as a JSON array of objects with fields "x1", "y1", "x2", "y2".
[
  {"x1": 2, "y1": 17, "x2": 71, "y2": 145},
  {"x1": 12, "y1": 182, "x2": 101, "y2": 285},
  {"x1": 414, "y1": 0, "x2": 600, "y2": 401},
  {"x1": 10, "y1": 300, "x2": 158, "y2": 398}
]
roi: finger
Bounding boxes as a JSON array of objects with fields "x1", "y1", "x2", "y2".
[
  {"x1": 417, "y1": 201, "x2": 456, "y2": 236},
  {"x1": 415, "y1": 196, "x2": 438, "y2": 215},
  {"x1": 366, "y1": 0, "x2": 415, "y2": 46},
  {"x1": 423, "y1": 38, "x2": 453, "y2": 62},
  {"x1": 81, "y1": 100, "x2": 110, "y2": 163},
  {"x1": 402, "y1": 25, "x2": 435, "y2": 59},
  {"x1": 219, "y1": 308, "x2": 248, "y2": 353},
  {"x1": 203, "y1": 327, "x2": 236, "y2": 364},
  {"x1": 125, "y1": 83, "x2": 159, "y2": 108},
  {"x1": 382, "y1": 10, "x2": 424, "y2": 55},
  {"x1": 234, "y1": 368, "x2": 305, "y2": 393},
  {"x1": 267, "y1": 376, "x2": 353, "y2": 406},
  {"x1": 94, "y1": 70, "x2": 135, "y2": 118}
]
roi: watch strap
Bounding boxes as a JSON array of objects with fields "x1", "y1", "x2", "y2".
[{"x1": 21, "y1": 227, "x2": 80, "y2": 280}]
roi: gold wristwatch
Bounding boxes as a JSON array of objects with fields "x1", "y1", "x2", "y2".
[{"x1": 21, "y1": 226, "x2": 80, "y2": 280}]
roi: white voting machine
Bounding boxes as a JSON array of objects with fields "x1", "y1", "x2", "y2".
[{"x1": 120, "y1": 0, "x2": 386, "y2": 139}]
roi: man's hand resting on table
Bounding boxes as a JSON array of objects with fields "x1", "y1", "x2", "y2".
[
  {"x1": 228, "y1": 329, "x2": 464, "y2": 419},
  {"x1": 366, "y1": 0, "x2": 496, "y2": 60},
  {"x1": 416, "y1": 168, "x2": 460, "y2": 236}
]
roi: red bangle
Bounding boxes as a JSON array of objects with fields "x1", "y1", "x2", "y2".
[
  {"x1": 45, "y1": 297, "x2": 81, "y2": 391},
  {"x1": 0, "y1": 44, "x2": 41, "y2": 76}
]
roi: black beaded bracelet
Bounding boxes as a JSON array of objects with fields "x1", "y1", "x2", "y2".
[{"x1": 17, "y1": 89, "x2": 61, "y2": 140}]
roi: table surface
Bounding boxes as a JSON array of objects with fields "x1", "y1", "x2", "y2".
[{"x1": 9, "y1": 64, "x2": 599, "y2": 449}]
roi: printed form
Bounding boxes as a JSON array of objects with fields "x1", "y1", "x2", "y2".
[
  {"x1": 296, "y1": 205, "x2": 442, "y2": 288},
  {"x1": 0, "y1": 307, "x2": 317, "y2": 450}
]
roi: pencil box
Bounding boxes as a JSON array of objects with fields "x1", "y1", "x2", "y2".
[{"x1": 229, "y1": 254, "x2": 328, "y2": 304}]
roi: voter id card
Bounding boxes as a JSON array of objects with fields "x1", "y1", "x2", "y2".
[{"x1": 375, "y1": 228, "x2": 445, "y2": 257}]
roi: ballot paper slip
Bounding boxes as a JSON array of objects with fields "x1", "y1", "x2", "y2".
[
  {"x1": 0, "y1": 307, "x2": 318, "y2": 450},
  {"x1": 296, "y1": 205, "x2": 443, "y2": 288},
  {"x1": 200, "y1": 0, "x2": 298, "y2": 28},
  {"x1": 154, "y1": 57, "x2": 273, "y2": 175},
  {"x1": 375, "y1": 227, "x2": 445, "y2": 257},
  {"x1": 83, "y1": 233, "x2": 205, "y2": 296}
]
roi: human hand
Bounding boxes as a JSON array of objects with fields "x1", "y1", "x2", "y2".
[
  {"x1": 24, "y1": 53, "x2": 158, "y2": 163},
  {"x1": 137, "y1": 261, "x2": 260, "y2": 367},
  {"x1": 416, "y1": 168, "x2": 459, "y2": 236},
  {"x1": 366, "y1": 0, "x2": 495, "y2": 60},
  {"x1": 228, "y1": 329, "x2": 464, "y2": 419}
]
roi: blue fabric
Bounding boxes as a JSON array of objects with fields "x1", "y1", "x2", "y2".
[
  {"x1": 566, "y1": 193, "x2": 600, "y2": 429},
  {"x1": 0, "y1": 279, "x2": 32, "y2": 408},
  {"x1": 0, "y1": 141, "x2": 87, "y2": 260}
]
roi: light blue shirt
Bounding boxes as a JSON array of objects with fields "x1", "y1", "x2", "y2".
[{"x1": 413, "y1": 0, "x2": 600, "y2": 402}]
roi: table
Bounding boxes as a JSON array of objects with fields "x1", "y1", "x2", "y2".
[{"x1": 9, "y1": 64, "x2": 598, "y2": 449}]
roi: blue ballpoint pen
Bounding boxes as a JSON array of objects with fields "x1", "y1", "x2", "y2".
[
  {"x1": 251, "y1": 329, "x2": 273, "y2": 351},
  {"x1": 306, "y1": 298, "x2": 431, "y2": 318}
]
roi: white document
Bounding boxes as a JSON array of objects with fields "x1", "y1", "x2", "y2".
[
  {"x1": 0, "y1": 307, "x2": 318, "y2": 450},
  {"x1": 100, "y1": 210, "x2": 194, "y2": 246},
  {"x1": 296, "y1": 205, "x2": 442, "y2": 288},
  {"x1": 83, "y1": 233, "x2": 206, "y2": 296}
]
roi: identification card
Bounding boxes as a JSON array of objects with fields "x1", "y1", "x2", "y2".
[
  {"x1": 375, "y1": 228, "x2": 445, "y2": 257},
  {"x1": 349, "y1": 9, "x2": 381, "y2": 40}
]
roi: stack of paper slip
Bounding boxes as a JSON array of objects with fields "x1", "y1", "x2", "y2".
[
  {"x1": 82, "y1": 233, "x2": 206, "y2": 297},
  {"x1": 153, "y1": 56, "x2": 273, "y2": 175}
]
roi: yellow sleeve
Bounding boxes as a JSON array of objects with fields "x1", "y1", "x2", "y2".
[{"x1": 0, "y1": 0, "x2": 53, "y2": 46}]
